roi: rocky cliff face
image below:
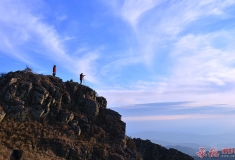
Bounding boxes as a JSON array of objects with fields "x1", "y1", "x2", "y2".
[{"x1": 0, "y1": 70, "x2": 193, "y2": 160}]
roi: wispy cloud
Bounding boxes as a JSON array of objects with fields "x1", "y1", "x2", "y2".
[
  {"x1": 104, "y1": 0, "x2": 235, "y2": 66},
  {"x1": 98, "y1": 85, "x2": 235, "y2": 108},
  {"x1": 63, "y1": 36, "x2": 76, "y2": 41},
  {"x1": 0, "y1": 0, "x2": 100, "y2": 83},
  {"x1": 170, "y1": 31, "x2": 235, "y2": 89},
  {"x1": 56, "y1": 15, "x2": 67, "y2": 21},
  {"x1": 97, "y1": 0, "x2": 235, "y2": 109},
  {"x1": 123, "y1": 114, "x2": 235, "y2": 121},
  {"x1": 119, "y1": 0, "x2": 163, "y2": 29},
  {"x1": 104, "y1": 0, "x2": 163, "y2": 29}
]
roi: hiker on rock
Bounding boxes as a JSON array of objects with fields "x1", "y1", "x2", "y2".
[
  {"x1": 80, "y1": 73, "x2": 85, "y2": 84},
  {"x1": 10, "y1": 150, "x2": 22, "y2": 160},
  {"x1": 52, "y1": 65, "x2": 56, "y2": 76}
]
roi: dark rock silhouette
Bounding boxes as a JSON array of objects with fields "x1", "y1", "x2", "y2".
[
  {"x1": 133, "y1": 138, "x2": 193, "y2": 160},
  {"x1": 0, "y1": 70, "x2": 193, "y2": 160}
]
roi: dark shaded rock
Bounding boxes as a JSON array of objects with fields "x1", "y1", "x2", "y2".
[
  {"x1": 33, "y1": 86, "x2": 49, "y2": 105},
  {"x1": 82, "y1": 117, "x2": 88, "y2": 123},
  {"x1": 17, "y1": 82, "x2": 32, "y2": 100},
  {"x1": 96, "y1": 96, "x2": 107, "y2": 108},
  {"x1": 60, "y1": 112, "x2": 74, "y2": 123},
  {"x1": 40, "y1": 139, "x2": 69, "y2": 158},
  {"x1": 62, "y1": 92, "x2": 71, "y2": 104},
  {"x1": 67, "y1": 148, "x2": 80, "y2": 160},
  {"x1": 69, "y1": 120, "x2": 81, "y2": 136},
  {"x1": 43, "y1": 96, "x2": 53, "y2": 109},
  {"x1": 49, "y1": 102, "x2": 61, "y2": 117},
  {"x1": 41, "y1": 82, "x2": 50, "y2": 91},
  {"x1": 83, "y1": 123, "x2": 90, "y2": 132},
  {"x1": 5, "y1": 84, "x2": 18, "y2": 101},
  {"x1": 31, "y1": 108, "x2": 45, "y2": 119},
  {"x1": 53, "y1": 86, "x2": 62, "y2": 103},
  {"x1": 0, "y1": 76, "x2": 7, "y2": 85},
  {"x1": 69, "y1": 119, "x2": 79, "y2": 127},
  {"x1": 84, "y1": 98, "x2": 99, "y2": 117},
  {"x1": 133, "y1": 138, "x2": 194, "y2": 160},
  {"x1": 8, "y1": 98, "x2": 25, "y2": 105},
  {"x1": 7, "y1": 105, "x2": 28, "y2": 121},
  {"x1": 106, "y1": 109, "x2": 121, "y2": 120}
]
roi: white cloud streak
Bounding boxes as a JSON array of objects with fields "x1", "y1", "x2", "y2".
[
  {"x1": 99, "y1": 87, "x2": 235, "y2": 108},
  {"x1": 119, "y1": 0, "x2": 164, "y2": 29},
  {"x1": 98, "y1": 0, "x2": 235, "y2": 109},
  {"x1": 104, "y1": 0, "x2": 235, "y2": 66},
  {"x1": 123, "y1": 114, "x2": 235, "y2": 121},
  {"x1": 171, "y1": 32, "x2": 235, "y2": 86},
  {"x1": 0, "y1": 0, "x2": 100, "y2": 83}
]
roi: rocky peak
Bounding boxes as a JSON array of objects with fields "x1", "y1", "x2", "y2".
[{"x1": 0, "y1": 70, "x2": 193, "y2": 160}]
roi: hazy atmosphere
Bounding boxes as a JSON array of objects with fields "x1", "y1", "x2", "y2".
[{"x1": 1, "y1": 0, "x2": 235, "y2": 139}]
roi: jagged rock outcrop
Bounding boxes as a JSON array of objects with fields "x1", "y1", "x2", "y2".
[{"x1": 0, "y1": 70, "x2": 193, "y2": 160}]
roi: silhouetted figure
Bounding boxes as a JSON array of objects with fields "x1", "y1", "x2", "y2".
[
  {"x1": 53, "y1": 65, "x2": 56, "y2": 76},
  {"x1": 10, "y1": 150, "x2": 22, "y2": 160},
  {"x1": 80, "y1": 73, "x2": 85, "y2": 84}
]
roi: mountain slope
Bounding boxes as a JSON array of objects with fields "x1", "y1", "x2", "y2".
[{"x1": 0, "y1": 70, "x2": 193, "y2": 160}]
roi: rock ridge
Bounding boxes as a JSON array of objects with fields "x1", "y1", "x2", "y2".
[{"x1": 0, "y1": 70, "x2": 193, "y2": 160}]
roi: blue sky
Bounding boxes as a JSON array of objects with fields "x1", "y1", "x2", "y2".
[{"x1": 0, "y1": 0, "x2": 235, "y2": 135}]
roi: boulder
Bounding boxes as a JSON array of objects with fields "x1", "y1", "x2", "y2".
[
  {"x1": 84, "y1": 98, "x2": 99, "y2": 117},
  {"x1": 96, "y1": 96, "x2": 107, "y2": 108}
]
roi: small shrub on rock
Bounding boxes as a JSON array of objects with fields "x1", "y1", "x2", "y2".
[{"x1": 24, "y1": 65, "x2": 33, "y2": 72}]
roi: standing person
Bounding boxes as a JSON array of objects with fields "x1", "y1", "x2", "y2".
[
  {"x1": 80, "y1": 73, "x2": 85, "y2": 84},
  {"x1": 53, "y1": 65, "x2": 56, "y2": 76},
  {"x1": 10, "y1": 150, "x2": 22, "y2": 160}
]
